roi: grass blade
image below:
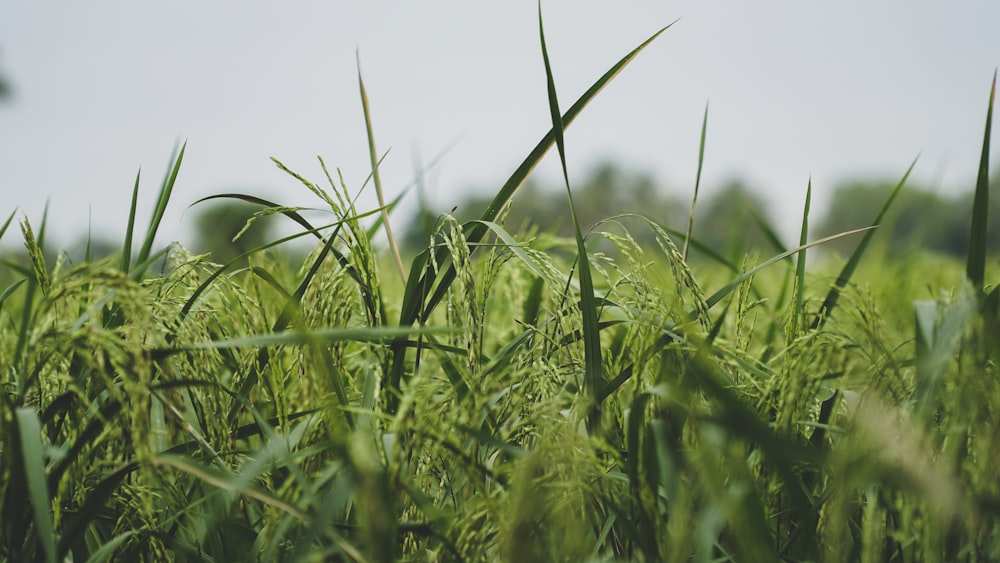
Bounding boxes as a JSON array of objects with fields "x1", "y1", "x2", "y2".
[
  {"x1": 683, "y1": 102, "x2": 709, "y2": 260},
  {"x1": 15, "y1": 408, "x2": 57, "y2": 563},
  {"x1": 156, "y1": 325, "x2": 456, "y2": 355},
  {"x1": 120, "y1": 168, "x2": 141, "y2": 272},
  {"x1": 966, "y1": 70, "x2": 995, "y2": 291},
  {"x1": 793, "y1": 180, "x2": 812, "y2": 334},
  {"x1": 538, "y1": 3, "x2": 603, "y2": 433},
  {"x1": 358, "y1": 54, "x2": 406, "y2": 283}
]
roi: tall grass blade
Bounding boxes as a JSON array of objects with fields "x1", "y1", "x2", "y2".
[
  {"x1": 538, "y1": 3, "x2": 604, "y2": 433},
  {"x1": 810, "y1": 157, "x2": 917, "y2": 330},
  {"x1": 120, "y1": 168, "x2": 141, "y2": 272},
  {"x1": 157, "y1": 325, "x2": 455, "y2": 355},
  {"x1": 388, "y1": 20, "x2": 673, "y2": 413},
  {"x1": 793, "y1": 179, "x2": 812, "y2": 333},
  {"x1": 0, "y1": 278, "x2": 25, "y2": 314},
  {"x1": 358, "y1": 55, "x2": 406, "y2": 283},
  {"x1": 15, "y1": 408, "x2": 57, "y2": 563},
  {"x1": 966, "y1": 70, "x2": 995, "y2": 292},
  {"x1": 82, "y1": 531, "x2": 136, "y2": 563},
  {"x1": 134, "y1": 142, "x2": 186, "y2": 279},
  {"x1": 683, "y1": 102, "x2": 709, "y2": 260}
]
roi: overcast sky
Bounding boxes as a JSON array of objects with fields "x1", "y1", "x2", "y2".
[{"x1": 1, "y1": 2, "x2": 998, "y2": 250}]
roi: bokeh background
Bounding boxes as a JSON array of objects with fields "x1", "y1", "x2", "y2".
[{"x1": 1, "y1": 1, "x2": 998, "y2": 258}]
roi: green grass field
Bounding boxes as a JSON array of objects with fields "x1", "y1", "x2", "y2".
[{"x1": 2, "y1": 17, "x2": 998, "y2": 562}]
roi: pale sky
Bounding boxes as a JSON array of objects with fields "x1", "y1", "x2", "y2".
[{"x1": 1, "y1": 2, "x2": 998, "y2": 250}]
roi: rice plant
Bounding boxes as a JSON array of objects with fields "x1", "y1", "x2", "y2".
[{"x1": 1, "y1": 11, "x2": 998, "y2": 562}]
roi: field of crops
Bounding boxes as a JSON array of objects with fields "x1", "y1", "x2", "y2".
[{"x1": 2, "y1": 20, "x2": 999, "y2": 562}]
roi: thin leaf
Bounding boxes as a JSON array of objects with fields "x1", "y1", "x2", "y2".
[
  {"x1": 683, "y1": 102, "x2": 709, "y2": 260},
  {"x1": 966, "y1": 70, "x2": 995, "y2": 291},
  {"x1": 706, "y1": 226, "x2": 876, "y2": 309},
  {"x1": 155, "y1": 325, "x2": 457, "y2": 356},
  {"x1": 358, "y1": 53, "x2": 406, "y2": 283},
  {"x1": 16, "y1": 408, "x2": 57, "y2": 563},
  {"x1": 539, "y1": 3, "x2": 603, "y2": 433}
]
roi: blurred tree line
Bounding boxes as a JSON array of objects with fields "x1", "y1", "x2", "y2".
[
  {"x1": 401, "y1": 162, "x2": 1000, "y2": 262},
  {"x1": 402, "y1": 163, "x2": 777, "y2": 261},
  {"x1": 816, "y1": 177, "x2": 1000, "y2": 257},
  {"x1": 3, "y1": 162, "x2": 997, "y2": 281}
]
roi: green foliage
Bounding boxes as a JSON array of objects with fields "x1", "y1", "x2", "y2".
[
  {"x1": 2, "y1": 18, "x2": 999, "y2": 563},
  {"x1": 818, "y1": 172, "x2": 1000, "y2": 260}
]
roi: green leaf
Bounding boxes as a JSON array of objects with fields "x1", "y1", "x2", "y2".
[
  {"x1": 538, "y1": 3, "x2": 603, "y2": 433},
  {"x1": 966, "y1": 70, "x2": 995, "y2": 291},
  {"x1": 683, "y1": 101, "x2": 709, "y2": 260},
  {"x1": 120, "y1": 168, "x2": 141, "y2": 273},
  {"x1": 793, "y1": 179, "x2": 812, "y2": 334},
  {"x1": 16, "y1": 408, "x2": 57, "y2": 563}
]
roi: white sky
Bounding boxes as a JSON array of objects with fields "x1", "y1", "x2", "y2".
[{"x1": 1, "y1": 2, "x2": 998, "y2": 249}]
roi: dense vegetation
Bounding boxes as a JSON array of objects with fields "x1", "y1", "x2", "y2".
[{"x1": 2, "y1": 18, "x2": 998, "y2": 562}]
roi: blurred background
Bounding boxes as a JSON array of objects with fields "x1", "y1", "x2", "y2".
[{"x1": 1, "y1": 1, "x2": 998, "y2": 261}]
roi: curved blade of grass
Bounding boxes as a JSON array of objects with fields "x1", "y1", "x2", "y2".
[
  {"x1": 387, "y1": 20, "x2": 674, "y2": 415},
  {"x1": 469, "y1": 220, "x2": 551, "y2": 279},
  {"x1": 152, "y1": 454, "x2": 308, "y2": 520},
  {"x1": 0, "y1": 209, "x2": 15, "y2": 242},
  {"x1": 189, "y1": 192, "x2": 352, "y2": 243},
  {"x1": 15, "y1": 408, "x2": 57, "y2": 563},
  {"x1": 683, "y1": 101, "x2": 709, "y2": 260},
  {"x1": 966, "y1": 70, "x2": 995, "y2": 292},
  {"x1": 0, "y1": 278, "x2": 25, "y2": 313},
  {"x1": 156, "y1": 325, "x2": 456, "y2": 356},
  {"x1": 706, "y1": 226, "x2": 876, "y2": 309},
  {"x1": 57, "y1": 462, "x2": 138, "y2": 560},
  {"x1": 82, "y1": 531, "x2": 137, "y2": 563},
  {"x1": 810, "y1": 157, "x2": 916, "y2": 329}
]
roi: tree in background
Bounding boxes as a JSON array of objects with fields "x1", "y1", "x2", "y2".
[
  {"x1": 401, "y1": 162, "x2": 791, "y2": 263},
  {"x1": 691, "y1": 181, "x2": 777, "y2": 261},
  {"x1": 817, "y1": 174, "x2": 1000, "y2": 258},
  {"x1": 192, "y1": 201, "x2": 276, "y2": 264},
  {"x1": 0, "y1": 48, "x2": 12, "y2": 101}
]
